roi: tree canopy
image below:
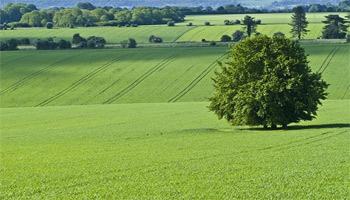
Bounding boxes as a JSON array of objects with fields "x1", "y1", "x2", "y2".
[
  {"x1": 322, "y1": 15, "x2": 348, "y2": 39},
  {"x1": 209, "y1": 35, "x2": 328, "y2": 129},
  {"x1": 290, "y1": 6, "x2": 309, "y2": 40}
]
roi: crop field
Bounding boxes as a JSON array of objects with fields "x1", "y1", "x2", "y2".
[
  {"x1": 177, "y1": 23, "x2": 328, "y2": 41},
  {"x1": 1, "y1": 100, "x2": 349, "y2": 198},
  {"x1": 0, "y1": 26, "x2": 195, "y2": 44},
  {"x1": 180, "y1": 12, "x2": 348, "y2": 25},
  {"x1": 1, "y1": 42, "x2": 349, "y2": 198},
  {"x1": 1, "y1": 44, "x2": 349, "y2": 108}
]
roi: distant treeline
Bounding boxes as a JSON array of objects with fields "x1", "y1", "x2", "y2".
[{"x1": 0, "y1": 1, "x2": 349, "y2": 28}]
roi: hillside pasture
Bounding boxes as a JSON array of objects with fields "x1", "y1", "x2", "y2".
[
  {"x1": 1, "y1": 100, "x2": 349, "y2": 199},
  {"x1": 0, "y1": 44, "x2": 348, "y2": 108},
  {"x1": 180, "y1": 12, "x2": 348, "y2": 25},
  {"x1": 177, "y1": 23, "x2": 327, "y2": 41},
  {"x1": 0, "y1": 26, "x2": 195, "y2": 44}
]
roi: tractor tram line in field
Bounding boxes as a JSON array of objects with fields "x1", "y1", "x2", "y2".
[
  {"x1": 35, "y1": 52, "x2": 135, "y2": 107},
  {"x1": 168, "y1": 53, "x2": 227, "y2": 103},
  {"x1": 103, "y1": 50, "x2": 184, "y2": 104},
  {"x1": 0, "y1": 54, "x2": 80, "y2": 95},
  {"x1": 317, "y1": 47, "x2": 340, "y2": 74}
]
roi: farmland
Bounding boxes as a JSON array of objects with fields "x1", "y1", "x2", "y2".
[
  {"x1": 1, "y1": 44, "x2": 349, "y2": 108},
  {"x1": 0, "y1": 12, "x2": 347, "y2": 43},
  {"x1": 1, "y1": 11, "x2": 350, "y2": 199}
]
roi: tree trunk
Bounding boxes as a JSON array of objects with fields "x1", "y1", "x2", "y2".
[{"x1": 271, "y1": 124, "x2": 277, "y2": 129}]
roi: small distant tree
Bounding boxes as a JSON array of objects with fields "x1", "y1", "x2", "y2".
[
  {"x1": 58, "y1": 39, "x2": 71, "y2": 49},
  {"x1": 290, "y1": 6, "x2": 309, "y2": 40},
  {"x1": 273, "y1": 32, "x2": 285, "y2": 37},
  {"x1": 256, "y1": 19, "x2": 262, "y2": 24},
  {"x1": 205, "y1": 21, "x2": 211, "y2": 26},
  {"x1": 7, "y1": 39, "x2": 18, "y2": 50},
  {"x1": 209, "y1": 36, "x2": 328, "y2": 129},
  {"x1": 234, "y1": 19, "x2": 241, "y2": 25},
  {"x1": 322, "y1": 15, "x2": 348, "y2": 39},
  {"x1": 210, "y1": 41, "x2": 216, "y2": 46},
  {"x1": 149, "y1": 35, "x2": 163, "y2": 43},
  {"x1": 221, "y1": 35, "x2": 232, "y2": 42},
  {"x1": 232, "y1": 30, "x2": 245, "y2": 42},
  {"x1": 87, "y1": 39, "x2": 96, "y2": 48},
  {"x1": 20, "y1": 38, "x2": 30, "y2": 45},
  {"x1": 46, "y1": 22, "x2": 53, "y2": 29},
  {"x1": 0, "y1": 41, "x2": 9, "y2": 51},
  {"x1": 72, "y1": 33, "x2": 86, "y2": 45},
  {"x1": 242, "y1": 15, "x2": 257, "y2": 37},
  {"x1": 128, "y1": 38, "x2": 137, "y2": 48},
  {"x1": 187, "y1": 22, "x2": 193, "y2": 26},
  {"x1": 167, "y1": 21, "x2": 175, "y2": 26},
  {"x1": 120, "y1": 40, "x2": 128, "y2": 48}
]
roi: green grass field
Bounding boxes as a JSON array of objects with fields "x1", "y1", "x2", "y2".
[
  {"x1": 177, "y1": 23, "x2": 327, "y2": 41},
  {"x1": 1, "y1": 43, "x2": 349, "y2": 198},
  {"x1": 0, "y1": 12, "x2": 347, "y2": 43},
  {"x1": 1, "y1": 44, "x2": 348, "y2": 108},
  {"x1": 180, "y1": 12, "x2": 348, "y2": 25},
  {"x1": 0, "y1": 26, "x2": 195, "y2": 44}
]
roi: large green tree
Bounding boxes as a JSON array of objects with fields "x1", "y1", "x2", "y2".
[
  {"x1": 209, "y1": 35, "x2": 328, "y2": 129},
  {"x1": 242, "y1": 15, "x2": 257, "y2": 37},
  {"x1": 322, "y1": 15, "x2": 348, "y2": 39},
  {"x1": 290, "y1": 6, "x2": 309, "y2": 40}
]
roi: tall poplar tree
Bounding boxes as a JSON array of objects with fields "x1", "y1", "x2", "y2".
[{"x1": 290, "y1": 6, "x2": 309, "y2": 40}]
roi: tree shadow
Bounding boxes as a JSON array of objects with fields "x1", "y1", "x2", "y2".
[{"x1": 245, "y1": 123, "x2": 350, "y2": 131}]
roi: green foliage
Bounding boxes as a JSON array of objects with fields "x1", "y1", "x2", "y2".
[
  {"x1": 273, "y1": 31, "x2": 285, "y2": 37},
  {"x1": 209, "y1": 36, "x2": 328, "y2": 128},
  {"x1": 58, "y1": 39, "x2": 71, "y2": 49},
  {"x1": 46, "y1": 22, "x2": 53, "y2": 29},
  {"x1": 220, "y1": 34, "x2": 232, "y2": 42},
  {"x1": 19, "y1": 10, "x2": 51, "y2": 27},
  {"x1": 149, "y1": 35, "x2": 163, "y2": 43},
  {"x1": 242, "y1": 15, "x2": 257, "y2": 37},
  {"x1": 290, "y1": 6, "x2": 309, "y2": 40},
  {"x1": 128, "y1": 38, "x2": 137, "y2": 48},
  {"x1": 120, "y1": 40, "x2": 128, "y2": 48},
  {"x1": 322, "y1": 15, "x2": 348, "y2": 39},
  {"x1": 232, "y1": 30, "x2": 245, "y2": 41},
  {"x1": 204, "y1": 21, "x2": 211, "y2": 26},
  {"x1": 167, "y1": 20, "x2": 175, "y2": 26},
  {"x1": 33, "y1": 38, "x2": 58, "y2": 50},
  {"x1": 72, "y1": 33, "x2": 86, "y2": 44}
]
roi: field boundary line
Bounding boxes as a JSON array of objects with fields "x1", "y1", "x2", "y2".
[
  {"x1": 0, "y1": 54, "x2": 79, "y2": 95},
  {"x1": 35, "y1": 53, "x2": 133, "y2": 107},
  {"x1": 103, "y1": 50, "x2": 183, "y2": 104},
  {"x1": 168, "y1": 53, "x2": 226, "y2": 103}
]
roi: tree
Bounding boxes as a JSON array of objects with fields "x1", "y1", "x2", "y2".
[
  {"x1": 46, "y1": 22, "x2": 53, "y2": 29},
  {"x1": 290, "y1": 6, "x2": 309, "y2": 40},
  {"x1": 221, "y1": 35, "x2": 232, "y2": 42},
  {"x1": 273, "y1": 32, "x2": 285, "y2": 37},
  {"x1": 128, "y1": 38, "x2": 137, "y2": 48},
  {"x1": 232, "y1": 30, "x2": 245, "y2": 42},
  {"x1": 242, "y1": 15, "x2": 257, "y2": 37},
  {"x1": 149, "y1": 35, "x2": 163, "y2": 43},
  {"x1": 322, "y1": 15, "x2": 348, "y2": 39},
  {"x1": 209, "y1": 35, "x2": 328, "y2": 129},
  {"x1": 58, "y1": 39, "x2": 71, "y2": 49},
  {"x1": 72, "y1": 33, "x2": 86, "y2": 44}
]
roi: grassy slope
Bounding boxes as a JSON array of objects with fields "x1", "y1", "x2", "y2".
[
  {"x1": 1, "y1": 44, "x2": 349, "y2": 108},
  {"x1": 0, "y1": 26, "x2": 194, "y2": 44},
  {"x1": 176, "y1": 23, "x2": 327, "y2": 41},
  {"x1": 1, "y1": 100, "x2": 349, "y2": 199},
  {"x1": 180, "y1": 12, "x2": 348, "y2": 25}
]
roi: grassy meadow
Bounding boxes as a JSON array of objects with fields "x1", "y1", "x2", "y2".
[
  {"x1": 0, "y1": 12, "x2": 347, "y2": 43},
  {"x1": 1, "y1": 12, "x2": 350, "y2": 198}
]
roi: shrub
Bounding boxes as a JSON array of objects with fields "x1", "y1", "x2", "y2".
[
  {"x1": 204, "y1": 21, "x2": 211, "y2": 26},
  {"x1": 0, "y1": 41, "x2": 9, "y2": 51},
  {"x1": 7, "y1": 39, "x2": 18, "y2": 50},
  {"x1": 273, "y1": 32, "x2": 286, "y2": 37},
  {"x1": 232, "y1": 30, "x2": 245, "y2": 42},
  {"x1": 131, "y1": 24, "x2": 138, "y2": 27},
  {"x1": 120, "y1": 40, "x2": 128, "y2": 48},
  {"x1": 58, "y1": 39, "x2": 71, "y2": 49},
  {"x1": 201, "y1": 39, "x2": 207, "y2": 42},
  {"x1": 167, "y1": 21, "x2": 175, "y2": 26},
  {"x1": 149, "y1": 35, "x2": 163, "y2": 43},
  {"x1": 76, "y1": 41, "x2": 87, "y2": 49},
  {"x1": 221, "y1": 35, "x2": 232, "y2": 42},
  {"x1": 20, "y1": 38, "x2": 30, "y2": 45},
  {"x1": 128, "y1": 38, "x2": 137, "y2": 48},
  {"x1": 72, "y1": 33, "x2": 86, "y2": 45},
  {"x1": 87, "y1": 39, "x2": 96, "y2": 48},
  {"x1": 33, "y1": 39, "x2": 58, "y2": 50},
  {"x1": 224, "y1": 20, "x2": 231, "y2": 25},
  {"x1": 125, "y1": 24, "x2": 130, "y2": 27},
  {"x1": 187, "y1": 22, "x2": 193, "y2": 26},
  {"x1": 46, "y1": 22, "x2": 54, "y2": 29},
  {"x1": 234, "y1": 20, "x2": 241, "y2": 24},
  {"x1": 210, "y1": 41, "x2": 216, "y2": 46},
  {"x1": 256, "y1": 19, "x2": 262, "y2": 24}
]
